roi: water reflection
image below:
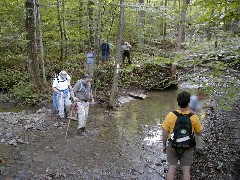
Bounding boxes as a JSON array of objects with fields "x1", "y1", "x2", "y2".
[
  {"x1": 112, "y1": 87, "x2": 198, "y2": 165},
  {"x1": 111, "y1": 90, "x2": 179, "y2": 163}
]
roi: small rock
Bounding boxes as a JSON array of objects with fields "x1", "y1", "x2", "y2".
[
  {"x1": 32, "y1": 117, "x2": 40, "y2": 122},
  {"x1": 8, "y1": 139, "x2": 17, "y2": 146},
  {"x1": 24, "y1": 124, "x2": 34, "y2": 129},
  {"x1": 217, "y1": 162, "x2": 224, "y2": 169},
  {"x1": 26, "y1": 120, "x2": 31, "y2": 124},
  {"x1": 5, "y1": 132, "x2": 13, "y2": 139},
  {"x1": 16, "y1": 138, "x2": 25, "y2": 144}
]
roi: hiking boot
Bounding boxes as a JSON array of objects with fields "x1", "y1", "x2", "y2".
[
  {"x1": 77, "y1": 127, "x2": 87, "y2": 136},
  {"x1": 65, "y1": 112, "x2": 68, "y2": 119}
]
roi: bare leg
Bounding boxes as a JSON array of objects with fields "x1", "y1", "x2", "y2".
[
  {"x1": 167, "y1": 165, "x2": 176, "y2": 180},
  {"x1": 181, "y1": 166, "x2": 191, "y2": 180}
]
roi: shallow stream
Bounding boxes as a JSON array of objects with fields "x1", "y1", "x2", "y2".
[{"x1": 0, "y1": 84, "x2": 199, "y2": 179}]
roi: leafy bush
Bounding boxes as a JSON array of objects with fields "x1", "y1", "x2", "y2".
[
  {"x1": 0, "y1": 69, "x2": 29, "y2": 89},
  {"x1": 10, "y1": 81, "x2": 40, "y2": 106}
]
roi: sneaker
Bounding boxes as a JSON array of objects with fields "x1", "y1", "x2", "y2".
[
  {"x1": 81, "y1": 130, "x2": 88, "y2": 137},
  {"x1": 77, "y1": 128, "x2": 84, "y2": 136}
]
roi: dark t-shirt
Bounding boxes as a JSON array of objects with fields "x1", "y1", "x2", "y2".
[{"x1": 100, "y1": 43, "x2": 109, "y2": 56}]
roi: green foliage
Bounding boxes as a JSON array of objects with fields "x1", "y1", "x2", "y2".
[
  {"x1": 10, "y1": 81, "x2": 40, "y2": 106},
  {"x1": 0, "y1": 94, "x2": 10, "y2": 103},
  {"x1": 176, "y1": 36, "x2": 240, "y2": 111},
  {"x1": 94, "y1": 57, "x2": 174, "y2": 94},
  {"x1": 0, "y1": 0, "x2": 239, "y2": 109},
  {"x1": 0, "y1": 54, "x2": 27, "y2": 69},
  {"x1": 0, "y1": 70, "x2": 29, "y2": 89}
]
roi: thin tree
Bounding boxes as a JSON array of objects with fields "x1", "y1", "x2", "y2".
[
  {"x1": 138, "y1": 0, "x2": 144, "y2": 45},
  {"x1": 25, "y1": 0, "x2": 42, "y2": 88},
  {"x1": 94, "y1": 0, "x2": 101, "y2": 63},
  {"x1": 36, "y1": 0, "x2": 46, "y2": 84},
  {"x1": 176, "y1": 0, "x2": 189, "y2": 51},
  {"x1": 163, "y1": 0, "x2": 168, "y2": 36},
  {"x1": 62, "y1": 0, "x2": 68, "y2": 59},
  {"x1": 57, "y1": 0, "x2": 64, "y2": 61},
  {"x1": 109, "y1": 0, "x2": 125, "y2": 107},
  {"x1": 88, "y1": 0, "x2": 95, "y2": 45},
  {"x1": 79, "y1": 0, "x2": 84, "y2": 53}
]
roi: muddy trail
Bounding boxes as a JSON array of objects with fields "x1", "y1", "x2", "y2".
[{"x1": 0, "y1": 90, "x2": 240, "y2": 179}]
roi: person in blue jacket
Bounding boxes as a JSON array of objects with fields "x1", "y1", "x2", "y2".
[{"x1": 100, "y1": 39, "x2": 110, "y2": 64}]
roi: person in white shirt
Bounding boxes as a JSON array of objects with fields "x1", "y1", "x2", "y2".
[
  {"x1": 52, "y1": 70, "x2": 74, "y2": 119},
  {"x1": 52, "y1": 68, "x2": 71, "y2": 112},
  {"x1": 121, "y1": 42, "x2": 132, "y2": 65}
]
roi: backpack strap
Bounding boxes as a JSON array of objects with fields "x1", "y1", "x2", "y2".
[
  {"x1": 172, "y1": 111, "x2": 194, "y2": 118},
  {"x1": 188, "y1": 112, "x2": 194, "y2": 117},
  {"x1": 172, "y1": 110, "x2": 180, "y2": 117}
]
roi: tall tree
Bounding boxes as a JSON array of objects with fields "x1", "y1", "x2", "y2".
[
  {"x1": 163, "y1": 0, "x2": 168, "y2": 36},
  {"x1": 57, "y1": 0, "x2": 64, "y2": 61},
  {"x1": 109, "y1": 0, "x2": 125, "y2": 107},
  {"x1": 36, "y1": 0, "x2": 46, "y2": 84},
  {"x1": 176, "y1": 0, "x2": 189, "y2": 51},
  {"x1": 25, "y1": 0, "x2": 42, "y2": 88},
  {"x1": 62, "y1": 0, "x2": 68, "y2": 59},
  {"x1": 138, "y1": 0, "x2": 144, "y2": 45},
  {"x1": 79, "y1": 0, "x2": 84, "y2": 53},
  {"x1": 94, "y1": 0, "x2": 101, "y2": 63},
  {"x1": 88, "y1": 0, "x2": 95, "y2": 45}
]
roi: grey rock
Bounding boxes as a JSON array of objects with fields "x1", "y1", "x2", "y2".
[
  {"x1": 8, "y1": 139, "x2": 17, "y2": 146},
  {"x1": 16, "y1": 138, "x2": 25, "y2": 144},
  {"x1": 5, "y1": 132, "x2": 13, "y2": 139}
]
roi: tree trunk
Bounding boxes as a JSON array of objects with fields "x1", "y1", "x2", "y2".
[
  {"x1": 94, "y1": 0, "x2": 101, "y2": 64},
  {"x1": 88, "y1": 0, "x2": 95, "y2": 45},
  {"x1": 176, "y1": 0, "x2": 189, "y2": 51},
  {"x1": 173, "y1": 0, "x2": 177, "y2": 8},
  {"x1": 138, "y1": 0, "x2": 144, "y2": 46},
  {"x1": 109, "y1": 0, "x2": 125, "y2": 107},
  {"x1": 57, "y1": 0, "x2": 64, "y2": 61},
  {"x1": 163, "y1": 0, "x2": 168, "y2": 36},
  {"x1": 79, "y1": 0, "x2": 84, "y2": 53},
  {"x1": 107, "y1": 6, "x2": 118, "y2": 43},
  {"x1": 25, "y1": 0, "x2": 42, "y2": 89},
  {"x1": 62, "y1": 0, "x2": 68, "y2": 60},
  {"x1": 36, "y1": 0, "x2": 46, "y2": 84}
]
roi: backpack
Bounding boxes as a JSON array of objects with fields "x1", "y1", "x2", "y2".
[{"x1": 168, "y1": 111, "x2": 196, "y2": 149}]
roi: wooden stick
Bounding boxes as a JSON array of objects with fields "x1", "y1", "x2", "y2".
[{"x1": 65, "y1": 107, "x2": 73, "y2": 138}]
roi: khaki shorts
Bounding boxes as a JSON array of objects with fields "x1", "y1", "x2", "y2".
[{"x1": 167, "y1": 146, "x2": 194, "y2": 166}]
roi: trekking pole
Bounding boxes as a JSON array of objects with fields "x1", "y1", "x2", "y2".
[{"x1": 65, "y1": 106, "x2": 73, "y2": 138}]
